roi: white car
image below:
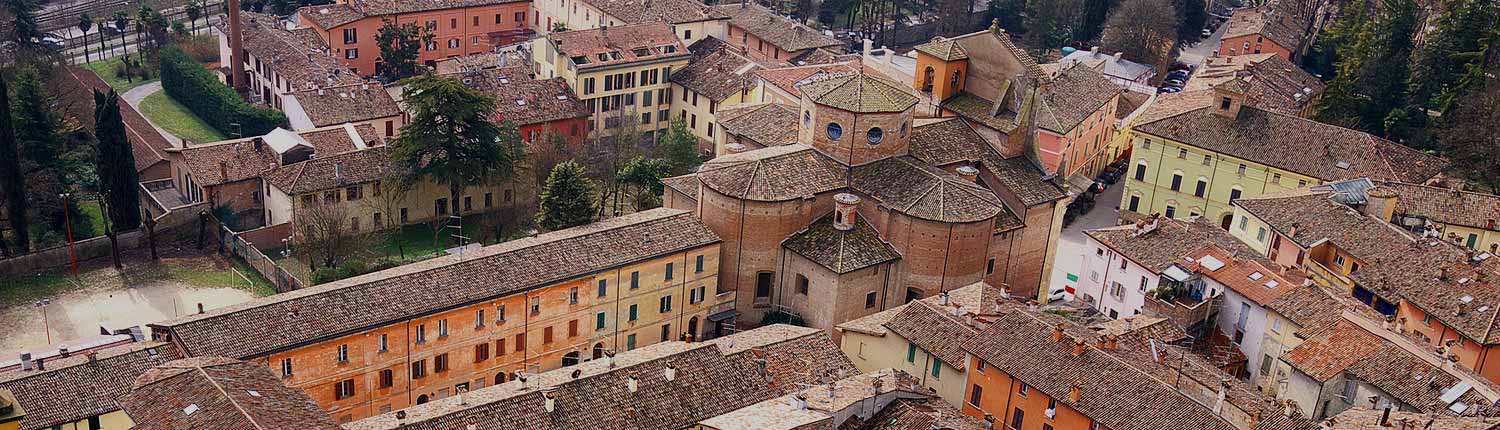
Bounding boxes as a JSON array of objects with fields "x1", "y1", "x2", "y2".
[{"x1": 1046, "y1": 286, "x2": 1071, "y2": 303}]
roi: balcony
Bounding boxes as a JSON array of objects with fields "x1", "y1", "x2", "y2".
[{"x1": 1143, "y1": 284, "x2": 1221, "y2": 337}]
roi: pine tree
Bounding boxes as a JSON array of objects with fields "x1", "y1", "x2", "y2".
[
  {"x1": 536, "y1": 161, "x2": 596, "y2": 231},
  {"x1": 1077, "y1": 0, "x2": 1118, "y2": 42},
  {"x1": 376, "y1": 22, "x2": 430, "y2": 81},
  {"x1": 1435, "y1": 43, "x2": 1499, "y2": 193},
  {"x1": 985, "y1": 0, "x2": 1026, "y2": 33},
  {"x1": 0, "y1": 75, "x2": 28, "y2": 255},
  {"x1": 655, "y1": 117, "x2": 700, "y2": 175},
  {"x1": 1024, "y1": 0, "x2": 1084, "y2": 50},
  {"x1": 10, "y1": 67, "x2": 83, "y2": 246},
  {"x1": 93, "y1": 89, "x2": 141, "y2": 230},
  {"x1": 1314, "y1": 0, "x2": 1419, "y2": 138},
  {"x1": 1408, "y1": 0, "x2": 1497, "y2": 110},
  {"x1": 390, "y1": 74, "x2": 512, "y2": 229}
]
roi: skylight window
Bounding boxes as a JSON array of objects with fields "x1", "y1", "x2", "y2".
[
  {"x1": 659, "y1": 45, "x2": 677, "y2": 53},
  {"x1": 1335, "y1": 161, "x2": 1351, "y2": 169},
  {"x1": 247, "y1": 390, "x2": 262, "y2": 397},
  {"x1": 1264, "y1": 280, "x2": 1279, "y2": 289},
  {"x1": 632, "y1": 47, "x2": 652, "y2": 57},
  {"x1": 597, "y1": 53, "x2": 610, "y2": 62},
  {"x1": 183, "y1": 404, "x2": 200, "y2": 416},
  {"x1": 517, "y1": 99, "x2": 527, "y2": 106},
  {"x1": 1248, "y1": 271, "x2": 1264, "y2": 281},
  {"x1": 1462, "y1": 295, "x2": 1474, "y2": 303},
  {"x1": 571, "y1": 56, "x2": 589, "y2": 64}
]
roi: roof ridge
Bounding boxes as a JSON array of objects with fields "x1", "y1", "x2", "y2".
[{"x1": 197, "y1": 365, "x2": 267, "y2": 430}]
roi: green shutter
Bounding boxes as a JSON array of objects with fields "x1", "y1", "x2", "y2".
[{"x1": 906, "y1": 343, "x2": 916, "y2": 363}]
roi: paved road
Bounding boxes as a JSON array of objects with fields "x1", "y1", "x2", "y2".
[
  {"x1": 1179, "y1": 18, "x2": 1229, "y2": 66},
  {"x1": 119, "y1": 81, "x2": 187, "y2": 147},
  {"x1": 1047, "y1": 180, "x2": 1126, "y2": 302}
]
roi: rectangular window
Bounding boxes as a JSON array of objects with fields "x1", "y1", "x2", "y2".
[
  {"x1": 931, "y1": 358, "x2": 942, "y2": 378},
  {"x1": 1012, "y1": 408, "x2": 1025, "y2": 429},
  {"x1": 496, "y1": 304, "x2": 506, "y2": 323},
  {"x1": 569, "y1": 319, "x2": 579, "y2": 337},
  {"x1": 336, "y1": 344, "x2": 348, "y2": 363},
  {"x1": 1128, "y1": 195, "x2": 1140, "y2": 212},
  {"x1": 1018, "y1": 383, "x2": 1029, "y2": 397},
  {"x1": 530, "y1": 297, "x2": 541, "y2": 315},
  {"x1": 379, "y1": 369, "x2": 393, "y2": 388},
  {"x1": 543, "y1": 326, "x2": 554, "y2": 344},
  {"x1": 411, "y1": 360, "x2": 426, "y2": 379},
  {"x1": 596, "y1": 312, "x2": 606, "y2": 330},
  {"x1": 434, "y1": 353, "x2": 448, "y2": 372},
  {"x1": 515, "y1": 333, "x2": 526, "y2": 352},
  {"x1": 630, "y1": 271, "x2": 640, "y2": 289},
  {"x1": 1134, "y1": 163, "x2": 1147, "y2": 181},
  {"x1": 626, "y1": 334, "x2": 637, "y2": 350},
  {"x1": 1195, "y1": 180, "x2": 1207, "y2": 197},
  {"x1": 475, "y1": 309, "x2": 485, "y2": 329},
  {"x1": 969, "y1": 384, "x2": 983, "y2": 406},
  {"x1": 475, "y1": 343, "x2": 489, "y2": 362},
  {"x1": 597, "y1": 279, "x2": 608, "y2": 297},
  {"x1": 438, "y1": 319, "x2": 448, "y2": 338},
  {"x1": 661, "y1": 323, "x2": 672, "y2": 341},
  {"x1": 865, "y1": 292, "x2": 877, "y2": 308},
  {"x1": 660, "y1": 295, "x2": 673, "y2": 313},
  {"x1": 496, "y1": 338, "x2": 506, "y2": 355},
  {"x1": 665, "y1": 262, "x2": 674, "y2": 280},
  {"x1": 1169, "y1": 174, "x2": 1182, "y2": 191},
  {"x1": 280, "y1": 358, "x2": 292, "y2": 377},
  {"x1": 335, "y1": 379, "x2": 354, "y2": 399},
  {"x1": 629, "y1": 304, "x2": 638, "y2": 321},
  {"x1": 378, "y1": 334, "x2": 388, "y2": 353},
  {"x1": 342, "y1": 28, "x2": 357, "y2": 44},
  {"x1": 906, "y1": 342, "x2": 917, "y2": 363},
  {"x1": 695, "y1": 255, "x2": 704, "y2": 273},
  {"x1": 415, "y1": 325, "x2": 426, "y2": 343}
]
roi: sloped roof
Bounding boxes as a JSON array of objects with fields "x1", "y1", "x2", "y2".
[
  {"x1": 1375, "y1": 180, "x2": 1500, "y2": 232},
  {"x1": 584, "y1": 0, "x2": 728, "y2": 25},
  {"x1": 122, "y1": 357, "x2": 339, "y2": 430},
  {"x1": 962, "y1": 311, "x2": 1240, "y2": 430},
  {"x1": 1084, "y1": 216, "x2": 1263, "y2": 274},
  {"x1": 755, "y1": 62, "x2": 861, "y2": 99},
  {"x1": 851, "y1": 156, "x2": 1006, "y2": 223},
  {"x1": 696, "y1": 144, "x2": 846, "y2": 201},
  {"x1": 451, "y1": 69, "x2": 592, "y2": 127},
  {"x1": 263, "y1": 142, "x2": 392, "y2": 195},
  {"x1": 716, "y1": 103, "x2": 800, "y2": 147},
  {"x1": 782, "y1": 212, "x2": 901, "y2": 274},
  {"x1": 150, "y1": 209, "x2": 720, "y2": 359},
  {"x1": 1134, "y1": 90, "x2": 1447, "y2": 183},
  {"x1": 0, "y1": 343, "x2": 183, "y2": 430},
  {"x1": 226, "y1": 12, "x2": 358, "y2": 88},
  {"x1": 1264, "y1": 283, "x2": 1348, "y2": 336},
  {"x1": 56, "y1": 67, "x2": 173, "y2": 172},
  {"x1": 548, "y1": 23, "x2": 689, "y2": 70},
  {"x1": 299, "y1": 0, "x2": 527, "y2": 28},
  {"x1": 797, "y1": 74, "x2": 918, "y2": 113},
  {"x1": 1223, "y1": 3, "x2": 1310, "y2": 52},
  {"x1": 941, "y1": 92, "x2": 1020, "y2": 133},
  {"x1": 1282, "y1": 318, "x2": 1497, "y2": 413},
  {"x1": 286, "y1": 83, "x2": 401, "y2": 128},
  {"x1": 837, "y1": 397, "x2": 989, "y2": 430},
  {"x1": 1034, "y1": 63, "x2": 1121, "y2": 134},
  {"x1": 670, "y1": 40, "x2": 761, "y2": 102},
  {"x1": 1187, "y1": 54, "x2": 1324, "y2": 116},
  {"x1": 882, "y1": 300, "x2": 978, "y2": 366},
  {"x1": 712, "y1": 3, "x2": 842, "y2": 52},
  {"x1": 1185, "y1": 245, "x2": 1300, "y2": 306},
  {"x1": 912, "y1": 37, "x2": 968, "y2": 61}
]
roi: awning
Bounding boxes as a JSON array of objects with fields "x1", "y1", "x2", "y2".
[
  {"x1": 1163, "y1": 265, "x2": 1192, "y2": 282},
  {"x1": 708, "y1": 309, "x2": 739, "y2": 322}
]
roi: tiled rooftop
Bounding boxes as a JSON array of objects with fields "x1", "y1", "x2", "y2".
[
  {"x1": 299, "y1": 0, "x2": 528, "y2": 28},
  {"x1": 224, "y1": 12, "x2": 359, "y2": 90},
  {"x1": 150, "y1": 209, "x2": 720, "y2": 359},
  {"x1": 584, "y1": 0, "x2": 727, "y2": 25},
  {"x1": 121, "y1": 357, "x2": 339, "y2": 430},
  {"x1": 670, "y1": 39, "x2": 761, "y2": 102},
  {"x1": 450, "y1": 69, "x2": 592, "y2": 127},
  {"x1": 1187, "y1": 54, "x2": 1324, "y2": 116},
  {"x1": 57, "y1": 67, "x2": 173, "y2": 171},
  {"x1": 940, "y1": 92, "x2": 1020, "y2": 133},
  {"x1": 754, "y1": 62, "x2": 861, "y2": 99},
  {"x1": 263, "y1": 135, "x2": 392, "y2": 195},
  {"x1": 696, "y1": 144, "x2": 847, "y2": 201},
  {"x1": 1374, "y1": 180, "x2": 1500, "y2": 232},
  {"x1": 0, "y1": 342, "x2": 183, "y2": 430},
  {"x1": 1222, "y1": 2, "x2": 1311, "y2": 52},
  {"x1": 712, "y1": 3, "x2": 842, "y2": 52},
  {"x1": 1323, "y1": 408, "x2": 1500, "y2": 430},
  {"x1": 798, "y1": 74, "x2": 919, "y2": 113},
  {"x1": 912, "y1": 37, "x2": 968, "y2": 61},
  {"x1": 285, "y1": 82, "x2": 401, "y2": 128},
  {"x1": 1134, "y1": 90, "x2": 1447, "y2": 183},
  {"x1": 781, "y1": 212, "x2": 902, "y2": 274},
  {"x1": 1034, "y1": 63, "x2": 1121, "y2": 134},
  {"x1": 548, "y1": 22, "x2": 689, "y2": 70},
  {"x1": 850, "y1": 155, "x2": 1006, "y2": 223},
  {"x1": 715, "y1": 103, "x2": 800, "y2": 147},
  {"x1": 1084, "y1": 216, "x2": 1264, "y2": 274}
]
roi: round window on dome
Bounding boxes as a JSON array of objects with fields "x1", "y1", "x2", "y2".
[
  {"x1": 867, "y1": 127, "x2": 884, "y2": 145},
  {"x1": 826, "y1": 122, "x2": 843, "y2": 140}
]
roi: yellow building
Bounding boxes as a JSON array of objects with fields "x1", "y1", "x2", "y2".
[
  {"x1": 1120, "y1": 86, "x2": 1446, "y2": 226},
  {"x1": 532, "y1": 22, "x2": 690, "y2": 140},
  {"x1": 0, "y1": 343, "x2": 182, "y2": 430},
  {"x1": 667, "y1": 39, "x2": 761, "y2": 155},
  {"x1": 1253, "y1": 283, "x2": 1348, "y2": 395},
  {"x1": 834, "y1": 282, "x2": 995, "y2": 407},
  {"x1": 1371, "y1": 180, "x2": 1500, "y2": 253}
]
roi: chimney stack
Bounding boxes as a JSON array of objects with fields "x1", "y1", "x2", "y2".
[
  {"x1": 663, "y1": 364, "x2": 677, "y2": 381},
  {"x1": 1067, "y1": 383, "x2": 1082, "y2": 403},
  {"x1": 87, "y1": 352, "x2": 98, "y2": 365},
  {"x1": 1378, "y1": 406, "x2": 1391, "y2": 426},
  {"x1": 833, "y1": 193, "x2": 861, "y2": 231},
  {"x1": 1071, "y1": 337, "x2": 1086, "y2": 357},
  {"x1": 197, "y1": 303, "x2": 205, "y2": 314},
  {"x1": 956, "y1": 165, "x2": 979, "y2": 183},
  {"x1": 58, "y1": 347, "x2": 69, "y2": 358},
  {"x1": 725, "y1": 143, "x2": 747, "y2": 154},
  {"x1": 33, "y1": 358, "x2": 43, "y2": 371},
  {"x1": 227, "y1": 0, "x2": 247, "y2": 95},
  {"x1": 219, "y1": 161, "x2": 228, "y2": 181},
  {"x1": 19, "y1": 353, "x2": 32, "y2": 371},
  {"x1": 1050, "y1": 323, "x2": 1066, "y2": 342}
]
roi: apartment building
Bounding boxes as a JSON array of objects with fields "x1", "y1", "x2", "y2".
[
  {"x1": 217, "y1": 12, "x2": 361, "y2": 110},
  {"x1": 1120, "y1": 86, "x2": 1445, "y2": 225},
  {"x1": 836, "y1": 282, "x2": 999, "y2": 407},
  {"x1": 533, "y1": 23, "x2": 690, "y2": 139},
  {"x1": 1256, "y1": 283, "x2": 1350, "y2": 395},
  {"x1": 1079, "y1": 215, "x2": 1265, "y2": 319},
  {"x1": 281, "y1": 82, "x2": 404, "y2": 139},
  {"x1": 1219, "y1": 0, "x2": 1316, "y2": 61},
  {"x1": 1371, "y1": 180, "x2": 1500, "y2": 253},
  {"x1": 447, "y1": 67, "x2": 592, "y2": 146},
  {"x1": 709, "y1": 2, "x2": 842, "y2": 65},
  {"x1": 119, "y1": 357, "x2": 341, "y2": 430},
  {"x1": 528, "y1": 0, "x2": 727, "y2": 42},
  {"x1": 1187, "y1": 54, "x2": 1325, "y2": 118},
  {"x1": 669, "y1": 38, "x2": 760, "y2": 154},
  {"x1": 148, "y1": 209, "x2": 729, "y2": 421},
  {"x1": 0, "y1": 343, "x2": 183, "y2": 430},
  {"x1": 297, "y1": 0, "x2": 532, "y2": 76},
  {"x1": 1029, "y1": 62, "x2": 1122, "y2": 179}
]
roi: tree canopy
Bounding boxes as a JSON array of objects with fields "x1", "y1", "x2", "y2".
[
  {"x1": 537, "y1": 161, "x2": 596, "y2": 231},
  {"x1": 389, "y1": 74, "x2": 514, "y2": 218},
  {"x1": 376, "y1": 22, "x2": 430, "y2": 81}
]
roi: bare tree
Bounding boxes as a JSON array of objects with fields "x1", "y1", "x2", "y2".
[
  {"x1": 294, "y1": 198, "x2": 371, "y2": 270},
  {"x1": 361, "y1": 173, "x2": 413, "y2": 259},
  {"x1": 1100, "y1": 0, "x2": 1181, "y2": 67}
]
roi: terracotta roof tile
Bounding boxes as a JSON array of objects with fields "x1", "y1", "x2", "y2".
[
  {"x1": 548, "y1": 23, "x2": 690, "y2": 70},
  {"x1": 712, "y1": 3, "x2": 842, "y2": 52},
  {"x1": 286, "y1": 83, "x2": 401, "y2": 128},
  {"x1": 754, "y1": 62, "x2": 860, "y2": 99},
  {"x1": 1034, "y1": 63, "x2": 1121, "y2": 134},
  {"x1": 1375, "y1": 181, "x2": 1500, "y2": 232},
  {"x1": 781, "y1": 213, "x2": 901, "y2": 274},
  {"x1": 0, "y1": 343, "x2": 183, "y2": 430},
  {"x1": 797, "y1": 74, "x2": 918, "y2": 113},
  {"x1": 299, "y1": 0, "x2": 527, "y2": 28},
  {"x1": 583, "y1": 0, "x2": 727, "y2": 25},
  {"x1": 1223, "y1": 3, "x2": 1311, "y2": 52},
  {"x1": 882, "y1": 301, "x2": 977, "y2": 366},
  {"x1": 224, "y1": 12, "x2": 359, "y2": 89},
  {"x1": 850, "y1": 156, "x2": 1005, "y2": 223},
  {"x1": 697, "y1": 145, "x2": 846, "y2": 201},
  {"x1": 121, "y1": 357, "x2": 339, "y2": 430},
  {"x1": 716, "y1": 103, "x2": 800, "y2": 147},
  {"x1": 1186, "y1": 245, "x2": 1300, "y2": 306},
  {"x1": 962, "y1": 311, "x2": 1239, "y2": 430},
  {"x1": 1264, "y1": 284, "x2": 1348, "y2": 336},
  {"x1": 264, "y1": 140, "x2": 392, "y2": 195},
  {"x1": 912, "y1": 37, "x2": 968, "y2": 61},
  {"x1": 56, "y1": 67, "x2": 172, "y2": 172},
  {"x1": 1187, "y1": 54, "x2": 1324, "y2": 116},
  {"x1": 941, "y1": 92, "x2": 1020, "y2": 133},
  {"x1": 1134, "y1": 90, "x2": 1447, "y2": 182},
  {"x1": 670, "y1": 41, "x2": 761, "y2": 102},
  {"x1": 451, "y1": 70, "x2": 592, "y2": 127},
  {"x1": 661, "y1": 174, "x2": 699, "y2": 201},
  {"x1": 1324, "y1": 408, "x2": 1500, "y2": 430},
  {"x1": 1084, "y1": 216, "x2": 1263, "y2": 274},
  {"x1": 150, "y1": 209, "x2": 720, "y2": 359},
  {"x1": 298, "y1": 4, "x2": 365, "y2": 28},
  {"x1": 837, "y1": 397, "x2": 990, "y2": 430},
  {"x1": 907, "y1": 118, "x2": 990, "y2": 166}
]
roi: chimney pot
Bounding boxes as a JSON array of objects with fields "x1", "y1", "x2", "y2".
[
  {"x1": 20, "y1": 353, "x2": 32, "y2": 371},
  {"x1": 34, "y1": 358, "x2": 44, "y2": 371},
  {"x1": 1067, "y1": 383, "x2": 1082, "y2": 402},
  {"x1": 1071, "y1": 337, "x2": 1086, "y2": 357},
  {"x1": 197, "y1": 303, "x2": 205, "y2": 314},
  {"x1": 833, "y1": 193, "x2": 861, "y2": 231},
  {"x1": 1050, "y1": 323, "x2": 1066, "y2": 342}
]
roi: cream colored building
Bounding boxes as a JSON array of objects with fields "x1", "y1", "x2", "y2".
[
  {"x1": 0, "y1": 343, "x2": 182, "y2": 430},
  {"x1": 533, "y1": 22, "x2": 690, "y2": 140},
  {"x1": 835, "y1": 282, "x2": 998, "y2": 407},
  {"x1": 668, "y1": 40, "x2": 760, "y2": 154},
  {"x1": 527, "y1": 0, "x2": 726, "y2": 43}
]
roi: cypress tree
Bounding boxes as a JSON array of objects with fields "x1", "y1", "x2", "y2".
[
  {"x1": 0, "y1": 76, "x2": 29, "y2": 254},
  {"x1": 93, "y1": 89, "x2": 141, "y2": 230}
]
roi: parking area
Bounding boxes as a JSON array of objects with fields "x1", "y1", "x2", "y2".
[{"x1": 1048, "y1": 171, "x2": 1127, "y2": 304}]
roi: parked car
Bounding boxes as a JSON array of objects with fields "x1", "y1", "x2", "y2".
[
  {"x1": 1166, "y1": 70, "x2": 1191, "y2": 80},
  {"x1": 1163, "y1": 78, "x2": 1186, "y2": 87},
  {"x1": 1047, "y1": 285, "x2": 1071, "y2": 302},
  {"x1": 1202, "y1": 28, "x2": 1213, "y2": 38}
]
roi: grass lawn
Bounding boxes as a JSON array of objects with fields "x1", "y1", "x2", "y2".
[
  {"x1": 139, "y1": 91, "x2": 226, "y2": 143},
  {"x1": 165, "y1": 256, "x2": 279, "y2": 297},
  {"x1": 78, "y1": 199, "x2": 106, "y2": 238},
  {"x1": 83, "y1": 58, "x2": 155, "y2": 93},
  {"x1": 0, "y1": 272, "x2": 81, "y2": 307},
  {"x1": 0, "y1": 253, "x2": 276, "y2": 307}
]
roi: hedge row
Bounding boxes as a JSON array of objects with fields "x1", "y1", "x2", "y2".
[{"x1": 159, "y1": 46, "x2": 286, "y2": 138}]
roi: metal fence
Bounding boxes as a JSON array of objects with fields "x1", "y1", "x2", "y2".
[{"x1": 220, "y1": 223, "x2": 304, "y2": 293}]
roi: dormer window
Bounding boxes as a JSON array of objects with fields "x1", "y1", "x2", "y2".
[
  {"x1": 1220, "y1": 97, "x2": 1232, "y2": 110},
  {"x1": 597, "y1": 53, "x2": 610, "y2": 62},
  {"x1": 571, "y1": 56, "x2": 589, "y2": 64},
  {"x1": 659, "y1": 45, "x2": 677, "y2": 54},
  {"x1": 632, "y1": 47, "x2": 652, "y2": 57}
]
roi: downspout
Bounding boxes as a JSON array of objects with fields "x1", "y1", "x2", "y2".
[
  {"x1": 1038, "y1": 204, "x2": 1058, "y2": 301},
  {"x1": 939, "y1": 223, "x2": 955, "y2": 293},
  {"x1": 1147, "y1": 136, "x2": 1168, "y2": 213},
  {"x1": 613, "y1": 267, "x2": 621, "y2": 353},
  {"x1": 879, "y1": 263, "x2": 891, "y2": 310},
  {"x1": 1000, "y1": 376, "x2": 1015, "y2": 427},
  {"x1": 405, "y1": 320, "x2": 413, "y2": 405}
]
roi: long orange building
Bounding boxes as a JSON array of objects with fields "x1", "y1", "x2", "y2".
[
  {"x1": 149, "y1": 209, "x2": 731, "y2": 422},
  {"x1": 298, "y1": 0, "x2": 533, "y2": 76}
]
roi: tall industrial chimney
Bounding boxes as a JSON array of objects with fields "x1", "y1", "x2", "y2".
[{"x1": 227, "y1": 0, "x2": 247, "y2": 95}]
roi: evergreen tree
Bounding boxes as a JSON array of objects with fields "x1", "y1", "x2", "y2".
[
  {"x1": 1314, "y1": 0, "x2": 1419, "y2": 138},
  {"x1": 376, "y1": 22, "x2": 430, "y2": 81},
  {"x1": 536, "y1": 161, "x2": 596, "y2": 231},
  {"x1": 3, "y1": 0, "x2": 44, "y2": 52},
  {"x1": 1435, "y1": 44, "x2": 1499, "y2": 193},
  {"x1": 616, "y1": 156, "x2": 670, "y2": 199},
  {"x1": 1024, "y1": 0, "x2": 1084, "y2": 50},
  {"x1": 93, "y1": 89, "x2": 141, "y2": 230},
  {"x1": 984, "y1": 0, "x2": 1026, "y2": 34},
  {"x1": 1077, "y1": 0, "x2": 1117, "y2": 42},
  {"x1": 0, "y1": 75, "x2": 28, "y2": 255},
  {"x1": 390, "y1": 74, "x2": 512, "y2": 227},
  {"x1": 1408, "y1": 0, "x2": 1497, "y2": 111},
  {"x1": 655, "y1": 117, "x2": 700, "y2": 175},
  {"x1": 10, "y1": 67, "x2": 86, "y2": 246},
  {"x1": 1175, "y1": 0, "x2": 1207, "y2": 44}
]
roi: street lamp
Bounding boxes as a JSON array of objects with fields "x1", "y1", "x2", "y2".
[{"x1": 36, "y1": 297, "x2": 52, "y2": 344}]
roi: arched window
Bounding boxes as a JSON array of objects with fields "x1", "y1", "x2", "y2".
[
  {"x1": 562, "y1": 351, "x2": 581, "y2": 367},
  {"x1": 592, "y1": 343, "x2": 606, "y2": 359},
  {"x1": 417, "y1": 394, "x2": 430, "y2": 404},
  {"x1": 922, "y1": 67, "x2": 935, "y2": 92},
  {"x1": 802, "y1": 110, "x2": 811, "y2": 127},
  {"x1": 796, "y1": 274, "x2": 810, "y2": 295},
  {"x1": 950, "y1": 70, "x2": 962, "y2": 87}
]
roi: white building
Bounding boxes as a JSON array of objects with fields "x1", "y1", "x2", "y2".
[{"x1": 1079, "y1": 215, "x2": 1259, "y2": 319}]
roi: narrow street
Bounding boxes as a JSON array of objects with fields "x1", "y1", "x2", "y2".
[
  {"x1": 1178, "y1": 17, "x2": 1228, "y2": 66},
  {"x1": 1047, "y1": 180, "x2": 1125, "y2": 302}
]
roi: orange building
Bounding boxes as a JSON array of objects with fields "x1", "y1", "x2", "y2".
[
  {"x1": 961, "y1": 311, "x2": 1242, "y2": 430},
  {"x1": 149, "y1": 209, "x2": 731, "y2": 422},
  {"x1": 1218, "y1": 3, "x2": 1311, "y2": 61},
  {"x1": 298, "y1": 0, "x2": 533, "y2": 76},
  {"x1": 446, "y1": 66, "x2": 592, "y2": 147}
]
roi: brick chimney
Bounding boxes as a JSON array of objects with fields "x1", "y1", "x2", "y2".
[
  {"x1": 1362, "y1": 187, "x2": 1399, "y2": 222},
  {"x1": 1050, "y1": 323, "x2": 1066, "y2": 342},
  {"x1": 227, "y1": 0, "x2": 247, "y2": 95},
  {"x1": 1068, "y1": 383, "x2": 1082, "y2": 403},
  {"x1": 725, "y1": 143, "x2": 747, "y2": 154},
  {"x1": 956, "y1": 165, "x2": 979, "y2": 183},
  {"x1": 1071, "y1": 337, "x2": 1086, "y2": 357},
  {"x1": 833, "y1": 193, "x2": 860, "y2": 231}
]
